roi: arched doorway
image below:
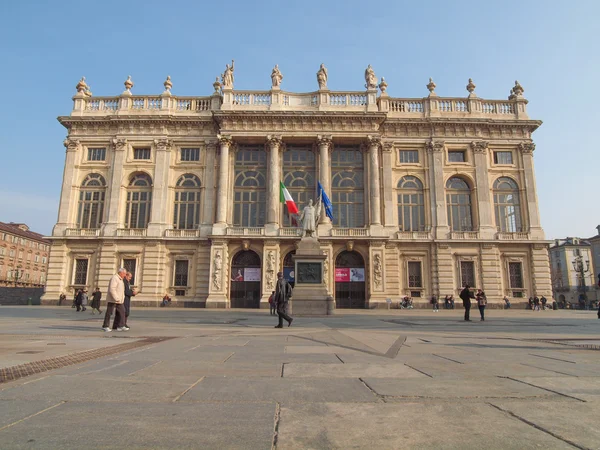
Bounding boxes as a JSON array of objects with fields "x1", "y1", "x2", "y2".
[
  {"x1": 230, "y1": 250, "x2": 261, "y2": 308},
  {"x1": 283, "y1": 251, "x2": 296, "y2": 288},
  {"x1": 335, "y1": 251, "x2": 366, "y2": 309}
]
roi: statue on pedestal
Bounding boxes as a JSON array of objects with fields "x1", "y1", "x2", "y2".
[
  {"x1": 365, "y1": 64, "x2": 377, "y2": 89},
  {"x1": 300, "y1": 199, "x2": 322, "y2": 238},
  {"x1": 271, "y1": 64, "x2": 283, "y2": 87},
  {"x1": 222, "y1": 60, "x2": 235, "y2": 89},
  {"x1": 316, "y1": 64, "x2": 328, "y2": 89}
]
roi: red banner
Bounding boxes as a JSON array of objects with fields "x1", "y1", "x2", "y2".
[{"x1": 335, "y1": 268, "x2": 350, "y2": 282}]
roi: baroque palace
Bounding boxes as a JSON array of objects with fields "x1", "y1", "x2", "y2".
[{"x1": 42, "y1": 63, "x2": 552, "y2": 308}]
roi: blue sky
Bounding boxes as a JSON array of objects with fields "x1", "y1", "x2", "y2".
[{"x1": 0, "y1": 0, "x2": 597, "y2": 239}]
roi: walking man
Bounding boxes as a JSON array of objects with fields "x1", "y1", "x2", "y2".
[
  {"x1": 122, "y1": 272, "x2": 137, "y2": 328},
  {"x1": 90, "y1": 287, "x2": 102, "y2": 314},
  {"x1": 102, "y1": 268, "x2": 128, "y2": 332},
  {"x1": 459, "y1": 284, "x2": 472, "y2": 322},
  {"x1": 274, "y1": 272, "x2": 293, "y2": 328}
]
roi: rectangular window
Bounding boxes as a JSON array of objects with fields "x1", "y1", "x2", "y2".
[
  {"x1": 448, "y1": 151, "x2": 466, "y2": 163},
  {"x1": 27, "y1": 253, "x2": 31, "y2": 261},
  {"x1": 74, "y1": 259, "x2": 88, "y2": 285},
  {"x1": 460, "y1": 261, "x2": 475, "y2": 287},
  {"x1": 174, "y1": 260, "x2": 189, "y2": 287},
  {"x1": 399, "y1": 150, "x2": 419, "y2": 164},
  {"x1": 87, "y1": 148, "x2": 106, "y2": 161},
  {"x1": 331, "y1": 147, "x2": 365, "y2": 228},
  {"x1": 407, "y1": 261, "x2": 423, "y2": 288},
  {"x1": 180, "y1": 148, "x2": 200, "y2": 162},
  {"x1": 9, "y1": 250, "x2": 15, "y2": 257},
  {"x1": 175, "y1": 289, "x2": 186, "y2": 296},
  {"x1": 123, "y1": 259, "x2": 137, "y2": 285},
  {"x1": 35, "y1": 255, "x2": 39, "y2": 263},
  {"x1": 18, "y1": 251, "x2": 23, "y2": 259},
  {"x1": 133, "y1": 148, "x2": 151, "y2": 160},
  {"x1": 0, "y1": 248, "x2": 4, "y2": 256},
  {"x1": 509, "y1": 262, "x2": 524, "y2": 289},
  {"x1": 493, "y1": 151, "x2": 513, "y2": 165},
  {"x1": 42, "y1": 256, "x2": 47, "y2": 264},
  {"x1": 410, "y1": 290, "x2": 422, "y2": 298}
]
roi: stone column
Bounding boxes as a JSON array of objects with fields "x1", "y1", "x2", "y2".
[
  {"x1": 317, "y1": 135, "x2": 333, "y2": 226},
  {"x1": 520, "y1": 142, "x2": 544, "y2": 239},
  {"x1": 214, "y1": 135, "x2": 233, "y2": 233},
  {"x1": 102, "y1": 138, "x2": 127, "y2": 236},
  {"x1": 381, "y1": 142, "x2": 395, "y2": 228},
  {"x1": 471, "y1": 141, "x2": 495, "y2": 239},
  {"x1": 53, "y1": 138, "x2": 80, "y2": 236},
  {"x1": 426, "y1": 140, "x2": 448, "y2": 239},
  {"x1": 265, "y1": 135, "x2": 282, "y2": 235},
  {"x1": 201, "y1": 139, "x2": 218, "y2": 235},
  {"x1": 367, "y1": 136, "x2": 382, "y2": 229},
  {"x1": 148, "y1": 138, "x2": 173, "y2": 237}
]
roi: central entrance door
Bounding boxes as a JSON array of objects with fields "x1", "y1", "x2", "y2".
[
  {"x1": 335, "y1": 251, "x2": 366, "y2": 309},
  {"x1": 230, "y1": 250, "x2": 261, "y2": 308}
]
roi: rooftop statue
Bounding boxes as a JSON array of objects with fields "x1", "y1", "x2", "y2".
[
  {"x1": 316, "y1": 63, "x2": 328, "y2": 90},
  {"x1": 271, "y1": 64, "x2": 283, "y2": 87},
  {"x1": 222, "y1": 60, "x2": 235, "y2": 89},
  {"x1": 365, "y1": 64, "x2": 377, "y2": 89}
]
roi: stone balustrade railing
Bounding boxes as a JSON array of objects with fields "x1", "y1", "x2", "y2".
[
  {"x1": 64, "y1": 228, "x2": 101, "y2": 237},
  {"x1": 116, "y1": 228, "x2": 147, "y2": 237},
  {"x1": 71, "y1": 90, "x2": 528, "y2": 119},
  {"x1": 165, "y1": 229, "x2": 201, "y2": 238},
  {"x1": 331, "y1": 228, "x2": 370, "y2": 237},
  {"x1": 397, "y1": 231, "x2": 430, "y2": 240}
]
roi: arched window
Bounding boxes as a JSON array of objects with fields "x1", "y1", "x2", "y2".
[
  {"x1": 125, "y1": 173, "x2": 152, "y2": 229},
  {"x1": 446, "y1": 177, "x2": 473, "y2": 231},
  {"x1": 331, "y1": 147, "x2": 364, "y2": 228},
  {"x1": 233, "y1": 147, "x2": 267, "y2": 227},
  {"x1": 173, "y1": 174, "x2": 202, "y2": 229},
  {"x1": 282, "y1": 146, "x2": 315, "y2": 227},
  {"x1": 493, "y1": 177, "x2": 522, "y2": 232},
  {"x1": 397, "y1": 176, "x2": 425, "y2": 231},
  {"x1": 77, "y1": 173, "x2": 106, "y2": 229}
]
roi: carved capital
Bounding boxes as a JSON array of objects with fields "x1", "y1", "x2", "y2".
[
  {"x1": 426, "y1": 139, "x2": 444, "y2": 153},
  {"x1": 217, "y1": 134, "x2": 234, "y2": 147},
  {"x1": 265, "y1": 135, "x2": 283, "y2": 149},
  {"x1": 204, "y1": 138, "x2": 218, "y2": 150},
  {"x1": 63, "y1": 138, "x2": 80, "y2": 151},
  {"x1": 382, "y1": 142, "x2": 394, "y2": 153},
  {"x1": 316, "y1": 135, "x2": 333, "y2": 151},
  {"x1": 519, "y1": 141, "x2": 535, "y2": 154},
  {"x1": 154, "y1": 138, "x2": 173, "y2": 152},
  {"x1": 470, "y1": 140, "x2": 489, "y2": 153},
  {"x1": 366, "y1": 135, "x2": 382, "y2": 150}
]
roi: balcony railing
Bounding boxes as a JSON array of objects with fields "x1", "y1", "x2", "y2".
[
  {"x1": 165, "y1": 229, "x2": 201, "y2": 238},
  {"x1": 449, "y1": 231, "x2": 480, "y2": 240},
  {"x1": 116, "y1": 228, "x2": 147, "y2": 237},
  {"x1": 496, "y1": 232, "x2": 530, "y2": 240},
  {"x1": 226, "y1": 227, "x2": 265, "y2": 236},
  {"x1": 331, "y1": 228, "x2": 369, "y2": 237},
  {"x1": 65, "y1": 228, "x2": 100, "y2": 237},
  {"x1": 397, "y1": 231, "x2": 430, "y2": 240},
  {"x1": 279, "y1": 228, "x2": 303, "y2": 237}
]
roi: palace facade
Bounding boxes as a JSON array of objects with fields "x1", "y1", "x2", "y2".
[{"x1": 42, "y1": 67, "x2": 552, "y2": 308}]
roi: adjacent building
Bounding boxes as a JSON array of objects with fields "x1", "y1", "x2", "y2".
[
  {"x1": 0, "y1": 222, "x2": 50, "y2": 288},
  {"x1": 42, "y1": 66, "x2": 552, "y2": 308},
  {"x1": 549, "y1": 237, "x2": 598, "y2": 306}
]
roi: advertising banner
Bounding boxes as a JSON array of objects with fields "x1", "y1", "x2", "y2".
[
  {"x1": 350, "y1": 268, "x2": 365, "y2": 282},
  {"x1": 244, "y1": 268, "x2": 261, "y2": 282},
  {"x1": 335, "y1": 268, "x2": 350, "y2": 282},
  {"x1": 283, "y1": 267, "x2": 295, "y2": 283}
]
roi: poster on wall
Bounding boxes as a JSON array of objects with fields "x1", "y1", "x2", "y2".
[
  {"x1": 350, "y1": 268, "x2": 365, "y2": 282},
  {"x1": 231, "y1": 269, "x2": 244, "y2": 281},
  {"x1": 244, "y1": 268, "x2": 261, "y2": 282},
  {"x1": 283, "y1": 267, "x2": 295, "y2": 283},
  {"x1": 335, "y1": 268, "x2": 350, "y2": 282}
]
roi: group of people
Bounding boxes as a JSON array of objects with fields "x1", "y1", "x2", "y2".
[
  {"x1": 527, "y1": 295, "x2": 548, "y2": 311},
  {"x1": 459, "y1": 285, "x2": 488, "y2": 321},
  {"x1": 100, "y1": 268, "x2": 136, "y2": 332}
]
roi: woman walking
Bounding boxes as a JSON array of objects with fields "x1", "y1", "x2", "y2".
[{"x1": 476, "y1": 289, "x2": 487, "y2": 321}]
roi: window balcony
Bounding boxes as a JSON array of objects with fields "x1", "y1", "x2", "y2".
[
  {"x1": 397, "y1": 231, "x2": 431, "y2": 240},
  {"x1": 449, "y1": 231, "x2": 480, "y2": 240},
  {"x1": 496, "y1": 232, "x2": 530, "y2": 240},
  {"x1": 64, "y1": 228, "x2": 101, "y2": 237},
  {"x1": 165, "y1": 229, "x2": 201, "y2": 238},
  {"x1": 226, "y1": 227, "x2": 265, "y2": 236},
  {"x1": 279, "y1": 228, "x2": 303, "y2": 237},
  {"x1": 331, "y1": 228, "x2": 369, "y2": 237},
  {"x1": 116, "y1": 228, "x2": 147, "y2": 237}
]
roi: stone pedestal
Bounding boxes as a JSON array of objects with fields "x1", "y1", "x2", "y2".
[{"x1": 290, "y1": 237, "x2": 334, "y2": 315}]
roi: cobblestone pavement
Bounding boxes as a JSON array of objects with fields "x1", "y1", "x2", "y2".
[{"x1": 0, "y1": 306, "x2": 599, "y2": 449}]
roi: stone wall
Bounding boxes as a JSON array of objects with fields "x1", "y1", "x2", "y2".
[{"x1": 0, "y1": 287, "x2": 45, "y2": 305}]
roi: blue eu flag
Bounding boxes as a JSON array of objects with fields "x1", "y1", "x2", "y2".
[{"x1": 317, "y1": 181, "x2": 334, "y2": 221}]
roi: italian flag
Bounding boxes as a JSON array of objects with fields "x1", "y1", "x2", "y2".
[{"x1": 280, "y1": 182, "x2": 299, "y2": 214}]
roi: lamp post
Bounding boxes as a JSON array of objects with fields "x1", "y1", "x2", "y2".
[
  {"x1": 572, "y1": 255, "x2": 590, "y2": 309},
  {"x1": 12, "y1": 267, "x2": 24, "y2": 287}
]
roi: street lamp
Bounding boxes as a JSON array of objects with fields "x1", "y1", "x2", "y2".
[
  {"x1": 12, "y1": 267, "x2": 23, "y2": 287},
  {"x1": 572, "y1": 255, "x2": 590, "y2": 309}
]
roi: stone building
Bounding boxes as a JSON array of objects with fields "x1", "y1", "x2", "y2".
[
  {"x1": 549, "y1": 237, "x2": 598, "y2": 307},
  {"x1": 42, "y1": 66, "x2": 552, "y2": 308},
  {"x1": 0, "y1": 222, "x2": 50, "y2": 287}
]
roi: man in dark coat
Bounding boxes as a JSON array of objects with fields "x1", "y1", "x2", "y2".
[
  {"x1": 120, "y1": 272, "x2": 136, "y2": 329},
  {"x1": 274, "y1": 272, "x2": 293, "y2": 328},
  {"x1": 459, "y1": 284, "x2": 472, "y2": 322},
  {"x1": 91, "y1": 287, "x2": 102, "y2": 314}
]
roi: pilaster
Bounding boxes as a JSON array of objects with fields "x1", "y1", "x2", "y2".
[
  {"x1": 265, "y1": 135, "x2": 282, "y2": 235},
  {"x1": 531, "y1": 243, "x2": 552, "y2": 298},
  {"x1": 381, "y1": 142, "x2": 395, "y2": 228},
  {"x1": 426, "y1": 140, "x2": 448, "y2": 239},
  {"x1": 53, "y1": 138, "x2": 80, "y2": 236},
  {"x1": 320, "y1": 241, "x2": 334, "y2": 297},
  {"x1": 366, "y1": 136, "x2": 382, "y2": 232},
  {"x1": 213, "y1": 135, "x2": 233, "y2": 234},
  {"x1": 480, "y1": 243, "x2": 501, "y2": 301},
  {"x1": 317, "y1": 135, "x2": 333, "y2": 231},
  {"x1": 148, "y1": 138, "x2": 173, "y2": 237},
  {"x1": 261, "y1": 241, "x2": 279, "y2": 307},
  {"x1": 436, "y1": 243, "x2": 454, "y2": 297},
  {"x1": 471, "y1": 141, "x2": 495, "y2": 239},
  {"x1": 520, "y1": 142, "x2": 544, "y2": 239},
  {"x1": 367, "y1": 241, "x2": 387, "y2": 308},
  {"x1": 103, "y1": 138, "x2": 127, "y2": 236},
  {"x1": 206, "y1": 239, "x2": 229, "y2": 307},
  {"x1": 201, "y1": 139, "x2": 218, "y2": 236},
  {"x1": 40, "y1": 240, "x2": 69, "y2": 303}
]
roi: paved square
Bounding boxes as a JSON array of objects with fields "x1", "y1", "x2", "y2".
[{"x1": 0, "y1": 306, "x2": 599, "y2": 449}]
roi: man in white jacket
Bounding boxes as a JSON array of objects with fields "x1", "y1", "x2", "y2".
[{"x1": 102, "y1": 268, "x2": 128, "y2": 332}]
